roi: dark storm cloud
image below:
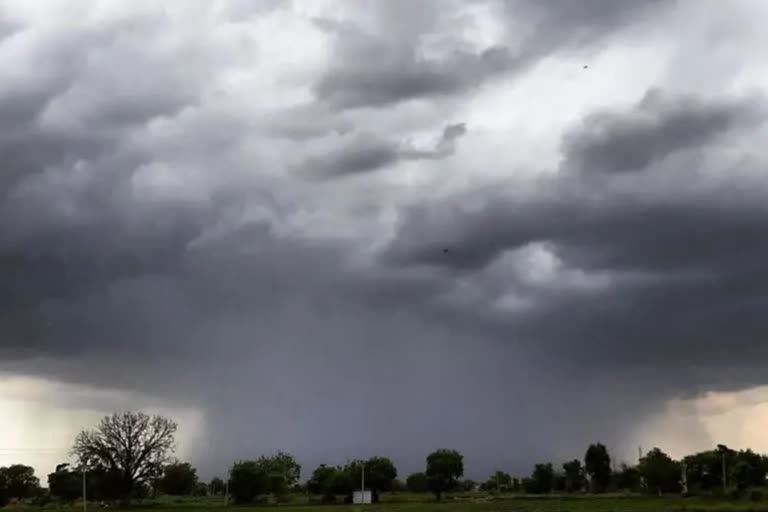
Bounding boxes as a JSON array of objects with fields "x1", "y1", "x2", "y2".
[
  {"x1": 564, "y1": 89, "x2": 766, "y2": 174},
  {"x1": 3, "y1": 0, "x2": 767, "y2": 482},
  {"x1": 313, "y1": 0, "x2": 670, "y2": 109},
  {"x1": 301, "y1": 123, "x2": 467, "y2": 177},
  {"x1": 382, "y1": 88, "x2": 768, "y2": 397}
]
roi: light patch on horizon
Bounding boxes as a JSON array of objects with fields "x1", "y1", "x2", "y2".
[
  {"x1": 631, "y1": 386, "x2": 768, "y2": 462},
  {"x1": 0, "y1": 375, "x2": 205, "y2": 478}
]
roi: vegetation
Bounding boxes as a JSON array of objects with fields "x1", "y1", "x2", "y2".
[
  {"x1": 426, "y1": 449, "x2": 464, "y2": 501},
  {"x1": 72, "y1": 412, "x2": 177, "y2": 502},
  {"x1": 7, "y1": 410, "x2": 768, "y2": 510}
]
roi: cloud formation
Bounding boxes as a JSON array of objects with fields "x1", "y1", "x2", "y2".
[{"x1": 2, "y1": 0, "x2": 768, "y2": 480}]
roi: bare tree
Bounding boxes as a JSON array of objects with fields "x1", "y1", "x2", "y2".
[{"x1": 72, "y1": 412, "x2": 177, "y2": 501}]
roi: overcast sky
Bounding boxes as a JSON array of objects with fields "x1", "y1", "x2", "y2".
[{"x1": 2, "y1": 0, "x2": 768, "y2": 481}]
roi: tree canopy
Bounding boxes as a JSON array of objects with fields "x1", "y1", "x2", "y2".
[
  {"x1": 72, "y1": 412, "x2": 177, "y2": 501},
  {"x1": 425, "y1": 449, "x2": 464, "y2": 500},
  {"x1": 159, "y1": 461, "x2": 198, "y2": 496},
  {"x1": 584, "y1": 443, "x2": 612, "y2": 493}
]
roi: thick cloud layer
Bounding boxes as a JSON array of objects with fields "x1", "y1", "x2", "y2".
[{"x1": 2, "y1": 0, "x2": 768, "y2": 478}]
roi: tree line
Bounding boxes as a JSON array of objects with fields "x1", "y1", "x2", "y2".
[{"x1": 3, "y1": 412, "x2": 768, "y2": 506}]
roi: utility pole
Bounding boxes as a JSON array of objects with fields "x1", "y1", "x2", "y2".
[
  {"x1": 225, "y1": 471, "x2": 230, "y2": 507},
  {"x1": 361, "y1": 463, "x2": 365, "y2": 504},
  {"x1": 722, "y1": 451, "x2": 727, "y2": 494},
  {"x1": 82, "y1": 467, "x2": 87, "y2": 512}
]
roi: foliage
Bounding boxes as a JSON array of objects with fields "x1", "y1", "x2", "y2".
[
  {"x1": 0, "y1": 465, "x2": 40, "y2": 500},
  {"x1": 527, "y1": 463, "x2": 555, "y2": 494},
  {"x1": 72, "y1": 411, "x2": 177, "y2": 501},
  {"x1": 406, "y1": 472, "x2": 428, "y2": 493},
  {"x1": 584, "y1": 443, "x2": 612, "y2": 493},
  {"x1": 614, "y1": 463, "x2": 642, "y2": 492},
  {"x1": 639, "y1": 448, "x2": 681, "y2": 494},
  {"x1": 48, "y1": 464, "x2": 82, "y2": 502},
  {"x1": 256, "y1": 451, "x2": 301, "y2": 497},
  {"x1": 307, "y1": 464, "x2": 353, "y2": 503},
  {"x1": 228, "y1": 461, "x2": 269, "y2": 504},
  {"x1": 0, "y1": 470, "x2": 7, "y2": 508},
  {"x1": 159, "y1": 461, "x2": 198, "y2": 496},
  {"x1": 563, "y1": 459, "x2": 586, "y2": 493},
  {"x1": 364, "y1": 456, "x2": 397, "y2": 493},
  {"x1": 209, "y1": 478, "x2": 226, "y2": 496},
  {"x1": 425, "y1": 449, "x2": 464, "y2": 500},
  {"x1": 483, "y1": 471, "x2": 512, "y2": 492}
]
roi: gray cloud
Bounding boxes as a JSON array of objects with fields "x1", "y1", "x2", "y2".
[
  {"x1": 301, "y1": 123, "x2": 467, "y2": 177},
  {"x1": 2, "y1": 0, "x2": 767, "y2": 482},
  {"x1": 382, "y1": 88, "x2": 768, "y2": 398},
  {"x1": 564, "y1": 89, "x2": 766, "y2": 173},
  {"x1": 313, "y1": 0, "x2": 670, "y2": 109}
]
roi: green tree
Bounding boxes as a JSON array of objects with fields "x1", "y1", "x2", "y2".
[
  {"x1": 584, "y1": 443, "x2": 612, "y2": 493},
  {"x1": 484, "y1": 471, "x2": 512, "y2": 493},
  {"x1": 255, "y1": 451, "x2": 301, "y2": 497},
  {"x1": 228, "y1": 461, "x2": 269, "y2": 504},
  {"x1": 159, "y1": 461, "x2": 198, "y2": 496},
  {"x1": 406, "y1": 472, "x2": 428, "y2": 493},
  {"x1": 458, "y1": 479, "x2": 477, "y2": 492},
  {"x1": 639, "y1": 448, "x2": 681, "y2": 494},
  {"x1": 194, "y1": 482, "x2": 208, "y2": 496},
  {"x1": 527, "y1": 463, "x2": 554, "y2": 494},
  {"x1": 425, "y1": 449, "x2": 464, "y2": 500},
  {"x1": 613, "y1": 463, "x2": 641, "y2": 492},
  {"x1": 72, "y1": 412, "x2": 177, "y2": 502},
  {"x1": 364, "y1": 456, "x2": 397, "y2": 493},
  {"x1": 0, "y1": 470, "x2": 8, "y2": 508},
  {"x1": 209, "y1": 478, "x2": 226, "y2": 496},
  {"x1": 562, "y1": 459, "x2": 585, "y2": 492},
  {"x1": 48, "y1": 464, "x2": 82, "y2": 502},
  {"x1": 345, "y1": 456, "x2": 397, "y2": 501},
  {"x1": 0, "y1": 465, "x2": 39, "y2": 500},
  {"x1": 307, "y1": 464, "x2": 349, "y2": 503}
]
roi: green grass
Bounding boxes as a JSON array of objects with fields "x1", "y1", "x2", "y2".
[{"x1": 14, "y1": 494, "x2": 768, "y2": 512}]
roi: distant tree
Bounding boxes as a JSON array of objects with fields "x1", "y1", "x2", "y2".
[
  {"x1": 48, "y1": 464, "x2": 82, "y2": 502},
  {"x1": 406, "y1": 472, "x2": 428, "y2": 493},
  {"x1": 346, "y1": 456, "x2": 397, "y2": 501},
  {"x1": 194, "y1": 482, "x2": 208, "y2": 497},
  {"x1": 484, "y1": 471, "x2": 512, "y2": 493},
  {"x1": 72, "y1": 412, "x2": 177, "y2": 502},
  {"x1": 0, "y1": 465, "x2": 39, "y2": 500},
  {"x1": 562, "y1": 459, "x2": 586, "y2": 492},
  {"x1": 683, "y1": 450, "x2": 721, "y2": 492},
  {"x1": 639, "y1": 448, "x2": 681, "y2": 494},
  {"x1": 307, "y1": 464, "x2": 351, "y2": 503},
  {"x1": 613, "y1": 463, "x2": 641, "y2": 492},
  {"x1": 585, "y1": 443, "x2": 612, "y2": 493},
  {"x1": 511, "y1": 478, "x2": 521, "y2": 492},
  {"x1": 392, "y1": 479, "x2": 407, "y2": 493},
  {"x1": 159, "y1": 461, "x2": 198, "y2": 496},
  {"x1": 228, "y1": 461, "x2": 269, "y2": 504},
  {"x1": 553, "y1": 473, "x2": 567, "y2": 492},
  {"x1": 527, "y1": 463, "x2": 554, "y2": 494},
  {"x1": 458, "y1": 479, "x2": 477, "y2": 492},
  {"x1": 425, "y1": 449, "x2": 464, "y2": 500},
  {"x1": 732, "y1": 449, "x2": 768, "y2": 491},
  {"x1": 255, "y1": 451, "x2": 301, "y2": 497},
  {"x1": 365, "y1": 456, "x2": 397, "y2": 494},
  {"x1": 209, "y1": 477, "x2": 226, "y2": 496},
  {"x1": 0, "y1": 470, "x2": 8, "y2": 508}
]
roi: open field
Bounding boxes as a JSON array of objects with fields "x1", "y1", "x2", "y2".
[{"x1": 14, "y1": 495, "x2": 768, "y2": 512}]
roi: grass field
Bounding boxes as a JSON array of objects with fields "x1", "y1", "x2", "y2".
[{"x1": 16, "y1": 495, "x2": 768, "y2": 512}]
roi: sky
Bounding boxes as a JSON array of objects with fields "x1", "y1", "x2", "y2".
[{"x1": 2, "y1": 0, "x2": 768, "y2": 482}]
